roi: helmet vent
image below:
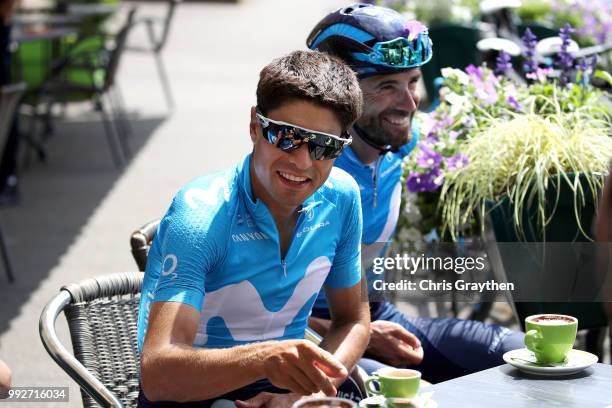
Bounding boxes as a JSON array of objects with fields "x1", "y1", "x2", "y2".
[{"x1": 340, "y1": 3, "x2": 369, "y2": 15}]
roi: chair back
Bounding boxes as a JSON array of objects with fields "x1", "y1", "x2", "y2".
[
  {"x1": 155, "y1": 0, "x2": 181, "y2": 52},
  {"x1": 40, "y1": 272, "x2": 143, "y2": 408},
  {"x1": 130, "y1": 219, "x2": 160, "y2": 272},
  {"x1": 104, "y1": 8, "x2": 137, "y2": 91},
  {"x1": 0, "y1": 83, "x2": 26, "y2": 147}
]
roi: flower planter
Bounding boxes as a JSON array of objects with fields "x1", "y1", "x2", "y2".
[{"x1": 488, "y1": 172, "x2": 608, "y2": 331}]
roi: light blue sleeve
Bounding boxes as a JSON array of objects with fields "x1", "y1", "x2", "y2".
[
  {"x1": 325, "y1": 178, "x2": 363, "y2": 289},
  {"x1": 151, "y1": 185, "x2": 226, "y2": 311}
]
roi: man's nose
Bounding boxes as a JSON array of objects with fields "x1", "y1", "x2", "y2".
[
  {"x1": 396, "y1": 87, "x2": 418, "y2": 112},
  {"x1": 289, "y1": 143, "x2": 313, "y2": 170}
]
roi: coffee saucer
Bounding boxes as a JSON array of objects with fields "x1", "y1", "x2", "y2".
[
  {"x1": 503, "y1": 348, "x2": 598, "y2": 376},
  {"x1": 359, "y1": 393, "x2": 437, "y2": 408}
]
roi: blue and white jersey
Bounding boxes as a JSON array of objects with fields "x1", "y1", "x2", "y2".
[
  {"x1": 313, "y1": 128, "x2": 418, "y2": 310},
  {"x1": 137, "y1": 155, "x2": 363, "y2": 351}
]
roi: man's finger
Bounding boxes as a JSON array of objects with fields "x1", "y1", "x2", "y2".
[
  {"x1": 235, "y1": 392, "x2": 274, "y2": 408},
  {"x1": 283, "y1": 374, "x2": 311, "y2": 396},
  {"x1": 397, "y1": 343, "x2": 424, "y2": 365},
  {"x1": 306, "y1": 347, "x2": 347, "y2": 378},
  {"x1": 289, "y1": 365, "x2": 323, "y2": 395},
  {"x1": 299, "y1": 362, "x2": 337, "y2": 396},
  {"x1": 392, "y1": 326, "x2": 422, "y2": 349}
]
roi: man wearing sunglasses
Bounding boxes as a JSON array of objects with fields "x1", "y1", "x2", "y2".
[
  {"x1": 137, "y1": 50, "x2": 370, "y2": 408},
  {"x1": 304, "y1": 3, "x2": 525, "y2": 384}
]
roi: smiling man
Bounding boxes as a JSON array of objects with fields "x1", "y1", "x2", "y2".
[
  {"x1": 305, "y1": 3, "x2": 524, "y2": 384},
  {"x1": 137, "y1": 50, "x2": 370, "y2": 408}
]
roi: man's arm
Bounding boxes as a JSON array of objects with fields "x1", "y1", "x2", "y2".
[
  {"x1": 319, "y1": 276, "x2": 370, "y2": 387},
  {"x1": 308, "y1": 314, "x2": 424, "y2": 367},
  {"x1": 140, "y1": 301, "x2": 347, "y2": 402}
]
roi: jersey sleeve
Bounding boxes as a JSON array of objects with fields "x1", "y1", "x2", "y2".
[
  {"x1": 325, "y1": 178, "x2": 363, "y2": 289},
  {"x1": 150, "y1": 182, "x2": 227, "y2": 311}
]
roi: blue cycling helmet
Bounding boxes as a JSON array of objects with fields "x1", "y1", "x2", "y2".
[{"x1": 307, "y1": 3, "x2": 433, "y2": 78}]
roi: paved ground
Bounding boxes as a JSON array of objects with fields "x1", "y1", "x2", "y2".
[{"x1": 0, "y1": 1, "x2": 608, "y2": 407}]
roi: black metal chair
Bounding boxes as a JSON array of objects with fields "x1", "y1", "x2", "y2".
[
  {"x1": 0, "y1": 83, "x2": 25, "y2": 283},
  {"x1": 128, "y1": 0, "x2": 181, "y2": 111},
  {"x1": 26, "y1": 8, "x2": 138, "y2": 169},
  {"x1": 39, "y1": 272, "x2": 143, "y2": 408}
]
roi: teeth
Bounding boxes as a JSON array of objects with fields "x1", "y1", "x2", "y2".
[
  {"x1": 385, "y1": 116, "x2": 410, "y2": 126},
  {"x1": 279, "y1": 171, "x2": 308, "y2": 182}
]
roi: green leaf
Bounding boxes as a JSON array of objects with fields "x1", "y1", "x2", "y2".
[{"x1": 594, "y1": 70, "x2": 612, "y2": 87}]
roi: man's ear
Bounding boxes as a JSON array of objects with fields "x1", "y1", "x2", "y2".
[{"x1": 249, "y1": 106, "x2": 259, "y2": 143}]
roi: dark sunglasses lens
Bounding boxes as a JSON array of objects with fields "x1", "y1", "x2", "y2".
[
  {"x1": 308, "y1": 135, "x2": 343, "y2": 160},
  {"x1": 265, "y1": 128, "x2": 279, "y2": 144}
]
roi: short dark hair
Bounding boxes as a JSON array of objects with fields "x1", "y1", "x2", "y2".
[{"x1": 256, "y1": 50, "x2": 363, "y2": 131}]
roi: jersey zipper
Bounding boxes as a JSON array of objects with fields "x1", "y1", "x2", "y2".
[
  {"x1": 278, "y1": 208, "x2": 308, "y2": 278},
  {"x1": 372, "y1": 156, "x2": 383, "y2": 208}
]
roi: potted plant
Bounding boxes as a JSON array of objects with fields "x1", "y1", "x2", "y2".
[{"x1": 396, "y1": 26, "x2": 612, "y2": 331}]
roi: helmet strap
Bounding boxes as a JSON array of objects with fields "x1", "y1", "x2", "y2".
[{"x1": 352, "y1": 124, "x2": 399, "y2": 155}]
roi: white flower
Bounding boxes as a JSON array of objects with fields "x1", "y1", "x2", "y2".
[{"x1": 441, "y1": 67, "x2": 469, "y2": 85}]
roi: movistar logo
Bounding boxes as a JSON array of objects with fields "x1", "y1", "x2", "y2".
[
  {"x1": 231, "y1": 232, "x2": 270, "y2": 242},
  {"x1": 296, "y1": 220, "x2": 330, "y2": 238}
]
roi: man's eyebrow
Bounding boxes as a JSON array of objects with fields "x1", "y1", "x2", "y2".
[
  {"x1": 409, "y1": 72, "x2": 422, "y2": 81},
  {"x1": 377, "y1": 79, "x2": 399, "y2": 87}
]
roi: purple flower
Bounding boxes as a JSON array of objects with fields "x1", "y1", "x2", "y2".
[
  {"x1": 557, "y1": 24, "x2": 575, "y2": 87},
  {"x1": 462, "y1": 114, "x2": 475, "y2": 128},
  {"x1": 428, "y1": 114, "x2": 453, "y2": 137},
  {"x1": 404, "y1": 20, "x2": 428, "y2": 41},
  {"x1": 522, "y1": 28, "x2": 538, "y2": 76},
  {"x1": 446, "y1": 154, "x2": 469, "y2": 171},
  {"x1": 406, "y1": 168, "x2": 444, "y2": 193},
  {"x1": 465, "y1": 64, "x2": 484, "y2": 80},
  {"x1": 507, "y1": 95, "x2": 523, "y2": 111},
  {"x1": 495, "y1": 50, "x2": 513, "y2": 76},
  {"x1": 465, "y1": 65, "x2": 499, "y2": 105},
  {"x1": 575, "y1": 55, "x2": 597, "y2": 87},
  {"x1": 416, "y1": 143, "x2": 443, "y2": 169},
  {"x1": 525, "y1": 67, "x2": 552, "y2": 83}
]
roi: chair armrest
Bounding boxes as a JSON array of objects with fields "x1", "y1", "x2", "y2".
[{"x1": 39, "y1": 290, "x2": 124, "y2": 408}]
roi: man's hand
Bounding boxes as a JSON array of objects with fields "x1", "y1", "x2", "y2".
[
  {"x1": 235, "y1": 392, "x2": 303, "y2": 408},
  {"x1": 262, "y1": 340, "x2": 347, "y2": 396},
  {"x1": 366, "y1": 321, "x2": 423, "y2": 366}
]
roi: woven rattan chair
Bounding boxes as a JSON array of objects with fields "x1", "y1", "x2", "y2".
[{"x1": 39, "y1": 272, "x2": 143, "y2": 408}]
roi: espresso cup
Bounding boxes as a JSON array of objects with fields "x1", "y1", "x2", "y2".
[
  {"x1": 365, "y1": 368, "x2": 421, "y2": 399},
  {"x1": 292, "y1": 397, "x2": 357, "y2": 408},
  {"x1": 524, "y1": 314, "x2": 578, "y2": 364}
]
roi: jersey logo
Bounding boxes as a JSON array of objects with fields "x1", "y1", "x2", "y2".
[
  {"x1": 161, "y1": 254, "x2": 178, "y2": 279},
  {"x1": 193, "y1": 256, "x2": 332, "y2": 345},
  {"x1": 185, "y1": 178, "x2": 229, "y2": 209},
  {"x1": 296, "y1": 220, "x2": 330, "y2": 238}
]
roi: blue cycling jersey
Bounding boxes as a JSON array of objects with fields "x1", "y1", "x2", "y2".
[
  {"x1": 137, "y1": 154, "x2": 363, "y2": 351},
  {"x1": 313, "y1": 128, "x2": 418, "y2": 310}
]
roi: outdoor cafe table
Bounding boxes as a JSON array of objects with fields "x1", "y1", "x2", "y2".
[{"x1": 428, "y1": 363, "x2": 612, "y2": 407}]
